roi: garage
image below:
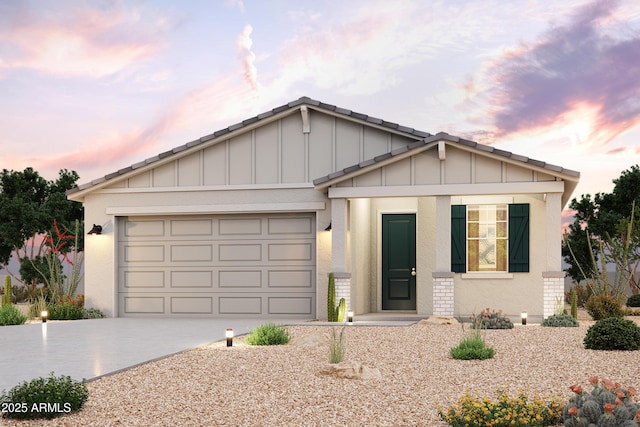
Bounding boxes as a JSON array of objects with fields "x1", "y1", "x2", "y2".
[{"x1": 117, "y1": 213, "x2": 316, "y2": 318}]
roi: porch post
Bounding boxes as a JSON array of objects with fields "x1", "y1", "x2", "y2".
[
  {"x1": 433, "y1": 195, "x2": 454, "y2": 316},
  {"x1": 543, "y1": 193, "x2": 564, "y2": 318},
  {"x1": 331, "y1": 198, "x2": 351, "y2": 312}
]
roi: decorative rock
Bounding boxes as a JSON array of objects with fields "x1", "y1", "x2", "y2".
[
  {"x1": 419, "y1": 316, "x2": 459, "y2": 325},
  {"x1": 320, "y1": 360, "x2": 382, "y2": 380}
]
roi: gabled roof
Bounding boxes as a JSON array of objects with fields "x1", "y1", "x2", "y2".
[
  {"x1": 68, "y1": 96, "x2": 431, "y2": 195},
  {"x1": 313, "y1": 131, "x2": 580, "y2": 187}
]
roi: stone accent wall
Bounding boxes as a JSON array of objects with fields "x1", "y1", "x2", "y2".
[
  {"x1": 543, "y1": 271, "x2": 565, "y2": 319},
  {"x1": 433, "y1": 272, "x2": 455, "y2": 316},
  {"x1": 333, "y1": 272, "x2": 351, "y2": 313}
]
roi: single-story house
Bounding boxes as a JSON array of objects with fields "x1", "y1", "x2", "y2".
[{"x1": 67, "y1": 96, "x2": 580, "y2": 320}]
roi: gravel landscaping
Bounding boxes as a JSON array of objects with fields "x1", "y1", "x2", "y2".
[{"x1": 3, "y1": 313, "x2": 640, "y2": 426}]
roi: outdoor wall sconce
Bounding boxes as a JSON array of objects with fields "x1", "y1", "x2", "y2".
[
  {"x1": 87, "y1": 224, "x2": 103, "y2": 235},
  {"x1": 41, "y1": 310, "x2": 48, "y2": 323},
  {"x1": 324, "y1": 223, "x2": 332, "y2": 231},
  {"x1": 226, "y1": 328, "x2": 234, "y2": 347},
  {"x1": 521, "y1": 311, "x2": 527, "y2": 326},
  {"x1": 347, "y1": 311, "x2": 354, "y2": 324}
]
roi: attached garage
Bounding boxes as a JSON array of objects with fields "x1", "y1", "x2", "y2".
[{"x1": 117, "y1": 213, "x2": 316, "y2": 318}]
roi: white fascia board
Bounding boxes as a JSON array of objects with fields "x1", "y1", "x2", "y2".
[
  {"x1": 327, "y1": 181, "x2": 565, "y2": 199},
  {"x1": 106, "y1": 202, "x2": 326, "y2": 216}
]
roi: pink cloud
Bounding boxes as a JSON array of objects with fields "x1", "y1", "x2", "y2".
[
  {"x1": 466, "y1": 0, "x2": 640, "y2": 147},
  {"x1": 236, "y1": 24, "x2": 260, "y2": 92},
  {"x1": 0, "y1": 3, "x2": 168, "y2": 78}
]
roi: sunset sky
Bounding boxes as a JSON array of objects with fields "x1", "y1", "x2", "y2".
[{"x1": 1, "y1": 0, "x2": 639, "y2": 210}]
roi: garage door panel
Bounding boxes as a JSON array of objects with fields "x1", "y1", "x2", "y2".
[
  {"x1": 268, "y1": 217, "x2": 313, "y2": 235},
  {"x1": 219, "y1": 218, "x2": 262, "y2": 235},
  {"x1": 268, "y1": 270, "x2": 313, "y2": 288},
  {"x1": 123, "y1": 296, "x2": 165, "y2": 314},
  {"x1": 219, "y1": 297, "x2": 263, "y2": 314},
  {"x1": 268, "y1": 297, "x2": 313, "y2": 315},
  {"x1": 218, "y1": 243, "x2": 262, "y2": 261},
  {"x1": 170, "y1": 219, "x2": 213, "y2": 236},
  {"x1": 124, "y1": 271, "x2": 165, "y2": 289},
  {"x1": 219, "y1": 270, "x2": 262, "y2": 288},
  {"x1": 268, "y1": 243, "x2": 313, "y2": 261},
  {"x1": 124, "y1": 245, "x2": 165, "y2": 263},
  {"x1": 171, "y1": 244, "x2": 213, "y2": 262},
  {"x1": 171, "y1": 297, "x2": 213, "y2": 314},
  {"x1": 171, "y1": 271, "x2": 213, "y2": 288},
  {"x1": 123, "y1": 220, "x2": 165, "y2": 238}
]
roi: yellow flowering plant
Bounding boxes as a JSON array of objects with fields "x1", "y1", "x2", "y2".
[{"x1": 438, "y1": 388, "x2": 563, "y2": 427}]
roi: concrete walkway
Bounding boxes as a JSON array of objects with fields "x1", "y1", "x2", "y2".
[{"x1": 0, "y1": 315, "x2": 422, "y2": 393}]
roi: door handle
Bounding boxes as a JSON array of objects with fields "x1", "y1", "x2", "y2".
[{"x1": 411, "y1": 267, "x2": 416, "y2": 277}]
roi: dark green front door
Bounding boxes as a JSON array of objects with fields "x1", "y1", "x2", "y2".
[{"x1": 382, "y1": 214, "x2": 416, "y2": 310}]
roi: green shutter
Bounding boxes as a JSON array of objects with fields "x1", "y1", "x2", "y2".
[
  {"x1": 509, "y1": 203, "x2": 529, "y2": 272},
  {"x1": 451, "y1": 205, "x2": 466, "y2": 273}
]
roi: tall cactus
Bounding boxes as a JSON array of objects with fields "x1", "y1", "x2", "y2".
[
  {"x1": 570, "y1": 288, "x2": 578, "y2": 319},
  {"x1": 327, "y1": 273, "x2": 336, "y2": 322},
  {"x1": 336, "y1": 298, "x2": 346, "y2": 322},
  {"x1": 2, "y1": 276, "x2": 12, "y2": 307}
]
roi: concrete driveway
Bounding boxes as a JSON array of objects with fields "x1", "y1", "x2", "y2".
[{"x1": 0, "y1": 317, "x2": 281, "y2": 393}]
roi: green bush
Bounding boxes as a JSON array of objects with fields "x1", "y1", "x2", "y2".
[
  {"x1": 0, "y1": 304, "x2": 28, "y2": 326},
  {"x1": 469, "y1": 308, "x2": 514, "y2": 329},
  {"x1": 438, "y1": 389, "x2": 562, "y2": 427},
  {"x1": 450, "y1": 328, "x2": 494, "y2": 360},
  {"x1": 245, "y1": 322, "x2": 290, "y2": 346},
  {"x1": 48, "y1": 303, "x2": 84, "y2": 320},
  {"x1": 584, "y1": 317, "x2": 640, "y2": 350},
  {"x1": 562, "y1": 376, "x2": 640, "y2": 426},
  {"x1": 626, "y1": 294, "x2": 640, "y2": 307},
  {"x1": 82, "y1": 307, "x2": 105, "y2": 319},
  {"x1": 541, "y1": 313, "x2": 579, "y2": 327},
  {"x1": 0, "y1": 372, "x2": 88, "y2": 420},
  {"x1": 585, "y1": 294, "x2": 624, "y2": 320}
]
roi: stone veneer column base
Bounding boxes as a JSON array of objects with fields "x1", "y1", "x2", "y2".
[
  {"x1": 332, "y1": 272, "x2": 351, "y2": 313},
  {"x1": 543, "y1": 271, "x2": 565, "y2": 319},
  {"x1": 433, "y1": 272, "x2": 455, "y2": 316}
]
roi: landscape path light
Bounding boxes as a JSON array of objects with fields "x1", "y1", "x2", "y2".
[
  {"x1": 226, "y1": 328, "x2": 234, "y2": 347},
  {"x1": 521, "y1": 311, "x2": 527, "y2": 326},
  {"x1": 41, "y1": 310, "x2": 48, "y2": 323},
  {"x1": 347, "y1": 311, "x2": 354, "y2": 324}
]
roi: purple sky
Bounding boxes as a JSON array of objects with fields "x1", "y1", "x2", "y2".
[{"x1": 1, "y1": 0, "x2": 639, "y2": 219}]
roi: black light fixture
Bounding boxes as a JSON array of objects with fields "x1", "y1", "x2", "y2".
[
  {"x1": 87, "y1": 224, "x2": 103, "y2": 235},
  {"x1": 347, "y1": 311, "x2": 354, "y2": 324},
  {"x1": 324, "y1": 223, "x2": 332, "y2": 231},
  {"x1": 521, "y1": 311, "x2": 527, "y2": 326},
  {"x1": 41, "y1": 310, "x2": 48, "y2": 323},
  {"x1": 226, "y1": 328, "x2": 234, "y2": 347}
]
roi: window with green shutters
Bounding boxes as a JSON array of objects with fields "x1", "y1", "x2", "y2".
[{"x1": 451, "y1": 203, "x2": 529, "y2": 273}]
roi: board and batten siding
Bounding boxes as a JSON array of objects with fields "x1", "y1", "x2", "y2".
[{"x1": 104, "y1": 110, "x2": 419, "y2": 190}]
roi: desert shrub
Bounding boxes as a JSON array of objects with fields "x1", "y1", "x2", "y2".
[
  {"x1": 329, "y1": 326, "x2": 346, "y2": 363},
  {"x1": 48, "y1": 303, "x2": 84, "y2": 320},
  {"x1": 245, "y1": 322, "x2": 290, "y2": 346},
  {"x1": 541, "y1": 313, "x2": 579, "y2": 327},
  {"x1": 565, "y1": 282, "x2": 592, "y2": 307},
  {"x1": 0, "y1": 304, "x2": 28, "y2": 326},
  {"x1": 585, "y1": 294, "x2": 624, "y2": 320},
  {"x1": 584, "y1": 317, "x2": 640, "y2": 350},
  {"x1": 624, "y1": 307, "x2": 640, "y2": 316},
  {"x1": 438, "y1": 389, "x2": 562, "y2": 427},
  {"x1": 469, "y1": 308, "x2": 514, "y2": 329},
  {"x1": 561, "y1": 376, "x2": 640, "y2": 426},
  {"x1": 82, "y1": 307, "x2": 105, "y2": 319},
  {"x1": 627, "y1": 294, "x2": 640, "y2": 307},
  {"x1": 0, "y1": 372, "x2": 88, "y2": 420},
  {"x1": 450, "y1": 331, "x2": 494, "y2": 360}
]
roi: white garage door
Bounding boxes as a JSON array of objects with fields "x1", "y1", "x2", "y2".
[{"x1": 117, "y1": 213, "x2": 316, "y2": 318}]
